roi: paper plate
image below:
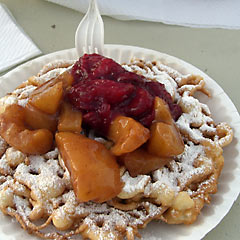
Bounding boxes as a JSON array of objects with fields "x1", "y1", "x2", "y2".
[{"x1": 0, "y1": 45, "x2": 239, "y2": 240}]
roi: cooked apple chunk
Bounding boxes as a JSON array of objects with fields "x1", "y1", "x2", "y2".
[
  {"x1": 0, "y1": 104, "x2": 53, "y2": 155},
  {"x1": 29, "y1": 81, "x2": 63, "y2": 114},
  {"x1": 55, "y1": 70, "x2": 74, "y2": 89},
  {"x1": 108, "y1": 116, "x2": 150, "y2": 156},
  {"x1": 56, "y1": 132, "x2": 122, "y2": 203},
  {"x1": 58, "y1": 102, "x2": 82, "y2": 133},
  {"x1": 147, "y1": 122, "x2": 184, "y2": 157},
  {"x1": 154, "y1": 97, "x2": 173, "y2": 124},
  {"x1": 119, "y1": 148, "x2": 171, "y2": 177},
  {"x1": 24, "y1": 102, "x2": 57, "y2": 132}
]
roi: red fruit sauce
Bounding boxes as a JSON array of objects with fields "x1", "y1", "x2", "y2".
[{"x1": 68, "y1": 54, "x2": 182, "y2": 135}]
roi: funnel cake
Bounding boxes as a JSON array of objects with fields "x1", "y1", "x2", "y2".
[{"x1": 0, "y1": 56, "x2": 233, "y2": 240}]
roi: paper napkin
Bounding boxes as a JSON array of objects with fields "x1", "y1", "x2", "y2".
[
  {"x1": 0, "y1": 4, "x2": 42, "y2": 73},
  {"x1": 46, "y1": 0, "x2": 240, "y2": 29}
]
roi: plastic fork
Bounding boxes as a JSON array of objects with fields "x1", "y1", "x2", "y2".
[{"x1": 75, "y1": 0, "x2": 104, "y2": 57}]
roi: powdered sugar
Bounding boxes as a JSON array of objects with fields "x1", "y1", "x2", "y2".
[
  {"x1": 44, "y1": 148, "x2": 59, "y2": 159},
  {"x1": 177, "y1": 95, "x2": 214, "y2": 143},
  {"x1": 13, "y1": 195, "x2": 31, "y2": 217},
  {"x1": 13, "y1": 85, "x2": 37, "y2": 99},
  {"x1": 0, "y1": 154, "x2": 13, "y2": 175},
  {"x1": 0, "y1": 95, "x2": 18, "y2": 110},
  {"x1": 121, "y1": 171, "x2": 150, "y2": 194},
  {"x1": 0, "y1": 136, "x2": 7, "y2": 157},
  {"x1": 33, "y1": 68, "x2": 66, "y2": 85},
  {"x1": 6, "y1": 147, "x2": 25, "y2": 161},
  {"x1": 118, "y1": 171, "x2": 151, "y2": 199},
  {"x1": 123, "y1": 60, "x2": 179, "y2": 98},
  {"x1": 38, "y1": 60, "x2": 74, "y2": 76},
  {"x1": 14, "y1": 155, "x2": 66, "y2": 203}
]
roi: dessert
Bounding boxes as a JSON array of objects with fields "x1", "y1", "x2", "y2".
[{"x1": 0, "y1": 53, "x2": 233, "y2": 240}]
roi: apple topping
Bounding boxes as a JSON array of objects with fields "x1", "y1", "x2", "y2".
[
  {"x1": 58, "y1": 102, "x2": 82, "y2": 133},
  {"x1": 147, "y1": 122, "x2": 184, "y2": 157},
  {"x1": 29, "y1": 81, "x2": 63, "y2": 114},
  {"x1": 0, "y1": 54, "x2": 186, "y2": 204},
  {"x1": 108, "y1": 116, "x2": 150, "y2": 156},
  {"x1": 119, "y1": 148, "x2": 171, "y2": 177},
  {"x1": 154, "y1": 97, "x2": 173, "y2": 124},
  {"x1": 148, "y1": 97, "x2": 184, "y2": 158},
  {"x1": 54, "y1": 70, "x2": 74, "y2": 89},
  {"x1": 24, "y1": 102, "x2": 57, "y2": 132},
  {"x1": 0, "y1": 104, "x2": 53, "y2": 155},
  {"x1": 56, "y1": 132, "x2": 122, "y2": 203}
]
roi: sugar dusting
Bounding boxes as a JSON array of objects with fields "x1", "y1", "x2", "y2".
[
  {"x1": 121, "y1": 171, "x2": 151, "y2": 194},
  {"x1": 0, "y1": 136, "x2": 7, "y2": 157},
  {"x1": 33, "y1": 68, "x2": 66, "y2": 85}
]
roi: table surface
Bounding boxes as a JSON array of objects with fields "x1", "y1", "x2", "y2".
[{"x1": 1, "y1": 0, "x2": 240, "y2": 239}]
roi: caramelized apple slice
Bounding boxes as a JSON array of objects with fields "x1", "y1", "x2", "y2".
[
  {"x1": 120, "y1": 148, "x2": 171, "y2": 177},
  {"x1": 147, "y1": 122, "x2": 184, "y2": 157},
  {"x1": 55, "y1": 132, "x2": 122, "y2": 203},
  {"x1": 154, "y1": 97, "x2": 172, "y2": 124},
  {"x1": 29, "y1": 81, "x2": 63, "y2": 114},
  {"x1": 108, "y1": 116, "x2": 150, "y2": 156},
  {"x1": 25, "y1": 102, "x2": 57, "y2": 132},
  {"x1": 0, "y1": 104, "x2": 53, "y2": 154},
  {"x1": 55, "y1": 70, "x2": 74, "y2": 89},
  {"x1": 58, "y1": 102, "x2": 82, "y2": 133}
]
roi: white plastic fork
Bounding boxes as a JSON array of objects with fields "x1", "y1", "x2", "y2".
[{"x1": 75, "y1": 0, "x2": 104, "y2": 57}]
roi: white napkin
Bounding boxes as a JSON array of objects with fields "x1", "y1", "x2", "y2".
[
  {"x1": 47, "y1": 0, "x2": 240, "y2": 29},
  {"x1": 0, "y1": 4, "x2": 41, "y2": 73}
]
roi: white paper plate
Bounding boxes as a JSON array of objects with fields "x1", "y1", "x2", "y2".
[{"x1": 0, "y1": 45, "x2": 240, "y2": 240}]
